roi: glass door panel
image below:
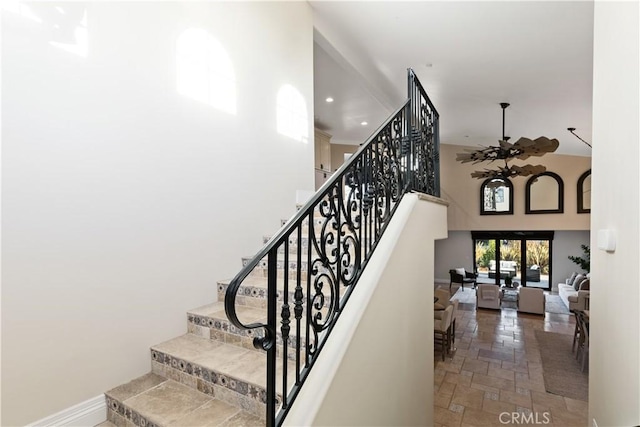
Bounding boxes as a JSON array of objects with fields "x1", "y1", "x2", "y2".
[
  {"x1": 472, "y1": 231, "x2": 553, "y2": 291},
  {"x1": 474, "y1": 239, "x2": 495, "y2": 284},
  {"x1": 499, "y1": 240, "x2": 521, "y2": 286},
  {"x1": 525, "y1": 240, "x2": 550, "y2": 289}
]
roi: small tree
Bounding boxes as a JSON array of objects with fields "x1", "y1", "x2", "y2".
[
  {"x1": 476, "y1": 240, "x2": 496, "y2": 269},
  {"x1": 568, "y1": 244, "x2": 590, "y2": 272}
]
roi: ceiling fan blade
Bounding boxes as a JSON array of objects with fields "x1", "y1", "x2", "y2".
[
  {"x1": 458, "y1": 104, "x2": 559, "y2": 178},
  {"x1": 511, "y1": 164, "x2": 547, "y2": 177},
  {"x1": 512, "y1": 137, "x2": 535, "y2": 147}
]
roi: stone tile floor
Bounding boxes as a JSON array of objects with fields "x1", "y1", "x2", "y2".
[{"x1": 434, "y1": 288, "x2": 588, "y2": 427}]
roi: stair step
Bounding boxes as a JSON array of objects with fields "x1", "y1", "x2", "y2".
[
  {"x1": 241, "y1": 256, "x2": 309, "y2": 276},
  {"x1": 105, "y1": 202, "x2": 360, "y2": 426},
  {"x1": 149, "y1": 334, "x2": 294, "y2": 418},
  {"x1": 105, "y1": 372, "x2": 260, "y2": 427},
  {"x1": 187, "y1": 302, "x2": 308, "y2": 360},
  {"x1": 217, "y1": 277, "x2": 343, "y2": 314},
  {"x1": 217, "y1": 276, "x2": 308, "y2": 298}
]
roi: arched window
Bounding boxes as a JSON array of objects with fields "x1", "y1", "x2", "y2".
[
  {"x1": 577, "y1": 169, "x2": 591, "y2": 213},
  {"x1": 525, "y1": 171, "x2": 564, "y2": 214},
  {"x1": 277, "y1": 84, "x2": 308, "y2": 143},
  {"x1": 480, "y1": 178, "x2": 513, "y2": 215},
  {"x1": 176, "y1": 29, "x2": 236, "y2": 114}
]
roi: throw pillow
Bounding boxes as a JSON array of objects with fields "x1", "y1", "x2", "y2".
[
  {"x1": 567, "y1": 271, "x2": 578, "y2": 285},
  {"x1": 579, "y1": 278, "x2": 590, "y2": 291},
  {"x1": 455, "y1": 267, "x2": 466, "y2": 276},
  {"x1": 572, "y1": 274, "x2": 585, "y2": 291},
  {"x1": 481, "y1": 288, "x2": 496, "y2": 300}
]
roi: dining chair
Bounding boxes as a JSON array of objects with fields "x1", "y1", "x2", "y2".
[{"x1": 434, "y1": 305, "x2": 453, "y2": 361}]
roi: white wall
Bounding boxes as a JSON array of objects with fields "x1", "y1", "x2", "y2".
[
  {"x1": 1, "y1": 2, "x2": 314, "y2": 425},
  {"x1": 284, "y1": 194, "x2": 448, "y2": 427},
  {"x1": 434, "y1": 231, "x2": 473, "y2": 283},
  {"x1": 589, "y1": 2, "x2": 640, "y2": 426},
  {"x1": 552, "y1": 231, "x2": 591, "y2": 284}
]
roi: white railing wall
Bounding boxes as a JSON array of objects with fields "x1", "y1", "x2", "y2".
[{"x1": 283, "y1": 193, "x2": 448, "y2": 426}]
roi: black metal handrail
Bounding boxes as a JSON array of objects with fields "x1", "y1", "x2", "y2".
[{"x1": 224, "y1": 68, "x2": 439, "y2": 426}]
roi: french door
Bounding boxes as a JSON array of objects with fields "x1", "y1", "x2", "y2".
[{"x1": 472, "y1": 231, "x2": 553, "y2": 290}]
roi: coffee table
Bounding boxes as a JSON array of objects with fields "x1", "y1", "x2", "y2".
[{"x1": 500, "y1": 285, "x2": 520, "y2": 307}]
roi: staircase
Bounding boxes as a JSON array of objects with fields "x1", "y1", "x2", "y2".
[
  {"x1": 103, "y1": 213, "x2": 320, "y2": 427},
  {"x1": 103, "y1": 68, "x2": 440, "y2": 427}
]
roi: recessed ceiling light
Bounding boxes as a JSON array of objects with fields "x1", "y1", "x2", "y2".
[
  {"x1": 325, "y1": 97, "x2": 334, "y2": 103},
  {"x1": 361, "y1": 121, "x2": 368, "y2": 126}
]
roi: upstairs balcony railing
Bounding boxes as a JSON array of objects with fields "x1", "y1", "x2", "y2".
[{"x1": 224, "y1": 68, "x2": 439, "y2": 426}]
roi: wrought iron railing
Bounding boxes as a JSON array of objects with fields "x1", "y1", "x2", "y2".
[
  {"x1": 409, "y1": 70, "x2": 440, "y2": 196},
  {"x1": 224, "y1": 68, "x2": 439, "y2": 426}
]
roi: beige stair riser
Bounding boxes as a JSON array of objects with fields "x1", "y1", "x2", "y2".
[
  {"x1": 187, "y1": 317, "x2": 308, "y2": 361},
  {"x1": 242, "y1": 257, "x2": 309, "y2": 274},
  {"x1": 242, "y1": 259, "x2": 359, "y2": 283},
  {"x1": 262, "y1": 234, "x2": 366, "y2": 252},
  {"x1": 106, "y1": 399, "x2": 159, "y2": 427},
  {"x1": 217, "y1": 283, "x2": 343, "y2": 310}
]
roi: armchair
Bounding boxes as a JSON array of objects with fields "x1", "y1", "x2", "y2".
[
  {"x1": 476, "y1": 283, "x2": 502, "y2": 310},
  {"x1": 518, "y1": 287, "x2": 545, "y2": 315},
  {"x1": 449, "y1": 268, "x2": 477, "y2": 292}
]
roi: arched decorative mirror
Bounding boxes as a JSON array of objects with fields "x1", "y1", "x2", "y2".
[
  {"x1": 577, "y1": 169, "x2": 591, "y2": 213},
  {"x1": 480, "y1": 178, "x2": 513, "y2": 215},
  {"x1": 525, "y1": 171, "x2": 564, "y2": 214}
]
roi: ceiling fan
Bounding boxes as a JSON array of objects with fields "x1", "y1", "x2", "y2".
[{"x1": 456, "y1": 103, "x2": 559, "y2": 179}]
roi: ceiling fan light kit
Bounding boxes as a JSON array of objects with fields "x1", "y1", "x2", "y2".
[{"x1": 457, "y1": 102, "x2": 559, "y2": 179}]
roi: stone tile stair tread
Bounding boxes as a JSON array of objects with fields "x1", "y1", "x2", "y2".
[
  {"x1": 243, "y1": 253, "x2": 358, "y2": 263},
  {"x1": 219, "y1": 276, "x2": 309, "y2": 290},
  {"x1": 189, "y1": 302, "x2": 265, "y2": 324},
  {"x1": 95, "y1": 421, "x2": 117, "y2": 427},
  {"x1": 219, "y1": 276, "x2": 275, "y2": 287},
  {"x1": 106, "y1": 373, "x2": 261, "y2": 426},
  {"x1": 220, "y1": 275, "x2": 354, "y2": 291},
  {"x1": 187, "y1": 301, "x2": 310, "y2": 341},
  {"x1": 151, "y1": 334, "x2": 294, "y2": 391}
]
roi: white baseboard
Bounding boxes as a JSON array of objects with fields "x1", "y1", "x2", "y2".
[{"x1": 27, "y1": 395, "x2": 106, "y2": 427}]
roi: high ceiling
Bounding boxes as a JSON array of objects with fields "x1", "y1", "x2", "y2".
[{"x1": 311, "y1": 1, "x2": 594, "y2": 157}]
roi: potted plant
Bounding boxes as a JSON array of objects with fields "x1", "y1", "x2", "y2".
[{"x1": 568, "y1": 244, "x2": 590, "y2": 272}]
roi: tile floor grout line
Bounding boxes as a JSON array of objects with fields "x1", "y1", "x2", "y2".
[{"x1": 435, "y1": 287, "x2": 586, "y2": 426}]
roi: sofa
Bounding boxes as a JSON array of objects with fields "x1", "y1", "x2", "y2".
[
  {"x1": 488, "y1": 260, "x2": 517, "y2": 279},
  {"x1": 558, "y1": 272, "x2": 590, "y2": 311}
]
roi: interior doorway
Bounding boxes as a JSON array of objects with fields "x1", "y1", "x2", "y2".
[{"x1": 472, "y1": 231, "x2": 553, "y2": 290}]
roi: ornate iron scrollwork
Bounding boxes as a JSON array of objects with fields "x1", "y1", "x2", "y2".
[{"x1": 224, "y1": 69, "x2": 439, "y2": 427}]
